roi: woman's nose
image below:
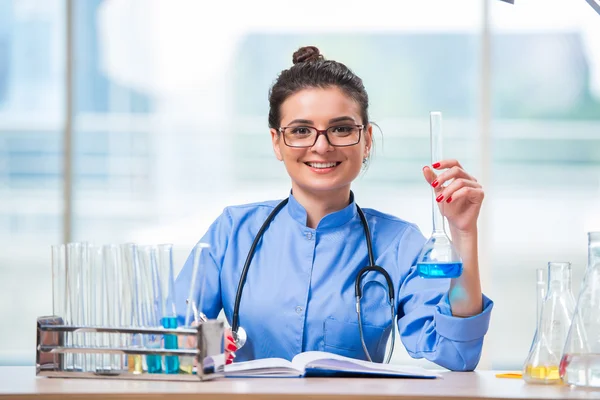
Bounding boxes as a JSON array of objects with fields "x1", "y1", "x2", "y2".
[{"x1": 311, "y1": 132, "x2": 333, "y2": 153}]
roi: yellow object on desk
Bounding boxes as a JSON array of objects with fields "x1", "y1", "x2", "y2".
[{"x1": 495, "y1": 372, "x2": 522, "y2": 379}]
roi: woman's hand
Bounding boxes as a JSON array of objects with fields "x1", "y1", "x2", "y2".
[
  {"x1": 422, "y1": 159, "x2": 484, "y2": 234},
  {"x1": 224, "y1": 328, "x2": 237, "y2": 365}
]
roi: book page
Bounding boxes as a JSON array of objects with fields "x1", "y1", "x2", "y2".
[
  {"x1": 225, "y1": 357, "x2": 299, "y2": 375},
  {"x1": 292, "y1": 351, "x2": 441, "y2": 377}
]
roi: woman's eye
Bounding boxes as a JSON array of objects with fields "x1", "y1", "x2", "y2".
[
  {"x1": 292, "y1": 127, "x2": 311, "y2": 135},
  {"x1": 331, "y1": 126, "x2": 353, "y2": 134}
]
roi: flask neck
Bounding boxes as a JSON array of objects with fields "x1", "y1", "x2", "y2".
[
  {"x1": 546, "y1": 262, "x2": 572, "y2": 295},
  {"x1": 547, "y1": 279, "x2": 571, "y2": 294},
  {"x1": 588, "y1": 232, "x2": 600, "y2": 269}
]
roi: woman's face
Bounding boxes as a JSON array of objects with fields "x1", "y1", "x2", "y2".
[{"x1": 271, "y1": 86, "x2": 372, "y2": 196}]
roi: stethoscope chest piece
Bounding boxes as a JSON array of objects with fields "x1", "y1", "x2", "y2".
[{"x1": 233, "y1": 326, "x2": 247, "y2": 349}]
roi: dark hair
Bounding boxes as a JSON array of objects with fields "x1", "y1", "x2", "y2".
[{"x1": 268, "y1": 46, "x2": 370, "y2": 129}]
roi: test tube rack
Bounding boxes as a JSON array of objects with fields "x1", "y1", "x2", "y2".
[{"x1": 35, "y1": 316, "x2": 225, "y2": 381}]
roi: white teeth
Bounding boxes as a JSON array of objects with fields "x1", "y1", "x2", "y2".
[{"x1": 307, "y1": 162, "x2": 337, "y2": 169}]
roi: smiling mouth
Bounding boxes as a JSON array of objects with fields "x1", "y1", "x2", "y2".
[{"x1": 304, "y1": 162, "x2": 341, "y2": 169}]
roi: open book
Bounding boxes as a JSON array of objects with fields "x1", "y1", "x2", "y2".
[{"x1": 224, "y1": 351, "x2": 440, "y2": 379}]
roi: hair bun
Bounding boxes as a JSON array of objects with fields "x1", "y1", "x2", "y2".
[{"x1": 292, "y1": 46, "x2": 323, "y2": 64}]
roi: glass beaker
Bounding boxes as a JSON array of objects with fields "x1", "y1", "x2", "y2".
[
  {"x1": 523, "y1": 262, "x2": 576, "y2": 384},
  {"x1": 416, "y1": 111, "x2": 463, "y2": 278},
  {"x1": 560, "y1": 232, "x2": 600, "y2": 387}
]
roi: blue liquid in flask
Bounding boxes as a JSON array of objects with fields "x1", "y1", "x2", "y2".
[
  {"x1": 162, "y1": 316, "x2": 180, "y2": 374},
  {"x1": 416, "y1": 262, "x2": 463, "y2": 279}
]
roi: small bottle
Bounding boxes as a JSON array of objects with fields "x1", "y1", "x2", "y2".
[
  {"x1": 560, "y1": 232, "x2": 600, "y2": 387},
  {"x1": 523, "y1": 262, "x2": 575, "y2": 384}
]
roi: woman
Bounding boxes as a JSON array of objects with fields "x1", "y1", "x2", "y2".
[{"x1": 175, "y1": 46, "x2": 493, "y2": 371}]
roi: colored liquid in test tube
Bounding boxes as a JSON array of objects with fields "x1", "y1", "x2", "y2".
[
  {"x1": 416, "y1": 112, "x2": 463, "y2": 279},
  {"x1": 162, "y1": 316, "x2": 179, "y2": 374},
  {"x1": 157, "y1": 244, "x2": 179, "y2": 374}
]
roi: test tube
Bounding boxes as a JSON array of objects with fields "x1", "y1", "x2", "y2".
[
  {"x1": 120, "y1": 243, "x2": 143, "y2": 374},
  {"x1": 51, "y1": 244, "x2": 67, "y2": 370},
  {"x1": 51, "y1": 245, "x2": 67, "y2": 319},
  {"x1": 180, "y1": 243, "x2": 211, "y2": 374},
  {"x1": 66, "y1": 242, "x2": 84, "y2": 371},
  {"x1": 156, "y1": 244, "x2": 179, "y2": 374},
  {"x1": 104, "y1": 244, "x2": 123, "y2": 371},
  {"x1": 138, "y1": 245, "x2": 162, "y2": 373}
]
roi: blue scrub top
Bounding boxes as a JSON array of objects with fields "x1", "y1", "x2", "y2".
[{"x1": 174, "y1": 192, "x2": 493, "y2": 371}]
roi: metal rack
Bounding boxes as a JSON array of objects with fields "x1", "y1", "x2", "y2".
[{"x1": 36, "y1": 316, "x2": 225, "y2": 381}]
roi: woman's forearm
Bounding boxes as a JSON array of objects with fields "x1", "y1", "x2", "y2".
[{"x1": 448, "y1": 227, "x2": 483, "y2": 317}]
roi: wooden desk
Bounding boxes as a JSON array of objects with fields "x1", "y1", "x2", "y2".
[{"x1": 1, "y1": 367, "x2": 599, "y2": 400}]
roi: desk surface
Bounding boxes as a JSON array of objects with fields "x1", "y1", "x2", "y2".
[{"x1": 2, "y1": 367, "x2": 600, "y2": 400}]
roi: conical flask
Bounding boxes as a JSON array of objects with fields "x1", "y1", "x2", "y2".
[
  {"x1": 523, "y1": 262, "x2": 576, "y2": 384},
  {"x1": 416, "y1": 111, "x2": 463, "y2": 278},
  {"x1": 560, "y1": 232, "x2": 600, "y2": 387}
]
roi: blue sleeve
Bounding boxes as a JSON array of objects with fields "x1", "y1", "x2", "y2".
[
  {"x1": 174, "y1": 208, "x2": 233, "y2": 326},
  {"x1": 395, "y1": 225, "x2": 493, "y2": 371}
]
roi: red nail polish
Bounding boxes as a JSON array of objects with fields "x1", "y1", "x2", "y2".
[
  {"x1": 432, "y1": 162, "x2": 441, "y2": 169},
  {"x1": 431, "y1": 180, "x2": 439, "y2": 188},
  {"x1": 446, "y1": 196, "x2": 452, "y2": 203},
  {"x1": 226, "y1": 359, "x2": 233, "y2": 365},
  {"x1": 226, "y1": 335, "x2": 234, "y2": 341},
  {"x1": 226, "y1": 343, "x2": 237, "y2": 352},
  {"x1": 436, "y1": 194, "x2": 444, "y2": 202}
]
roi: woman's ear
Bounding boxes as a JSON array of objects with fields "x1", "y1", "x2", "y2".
[
  {"x1": 271, "y1": 128, "x2": 283, "y2": 161},
  {"x1": 364, "y1": 124, "x2": 373, "y2": 159}
]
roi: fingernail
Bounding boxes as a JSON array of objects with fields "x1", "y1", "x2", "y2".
[
  {"x1": 226, "y1": 359, "x2": 233, "y2": 365},
  {"x1": 432, "y1": 162, "x2": 441, "y2": 169},
  {"x1": 446, "y1": 196, "x2": 452, "y2": 203},
  {"x1": 226, "y1": 334, "x2": 234, "y2": 341},
  {"x1": 226, "y1": 343, "x2": 238, "y2": 352},
  {"x1": 431, "y1": 180, "x2": 439, "y2": 188},
  {"x1": 436, "y1": 194, "x2": 444, "y2": 202}
]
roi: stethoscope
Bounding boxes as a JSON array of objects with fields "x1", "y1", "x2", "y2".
[{"x1": 230, "y1": 197, "x2": 397, "y2": 363}]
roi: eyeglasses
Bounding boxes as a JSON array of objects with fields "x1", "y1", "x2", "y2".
[{"x1": 278, "y1": 125, "x2": 364, "y2": 148}]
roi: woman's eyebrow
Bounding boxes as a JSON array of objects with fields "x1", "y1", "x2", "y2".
[
  {"x1": 287, "y1": 119, "x2": 313, "y2": 125},
  {"x1": 328, "y1": 116, "x2": 356, "y2": 123},
  {"x1": 286, "y1": 116, "x2": 356, "y2": 125}
]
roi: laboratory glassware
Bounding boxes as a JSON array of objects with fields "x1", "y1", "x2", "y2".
[
  {"x1": 536, "y1": 268, "x2": 546, "y2": 328},
  {"x1": 66, "y1": 242, "x2": 85, "y2": 371},
  {"x1": 523, "y1": 262, "x2": 575, "y2": 384},
  {"x1": 416, "y1": 111, "x2": 463, "y2": 278},
  {"x1": 560, "y1": 232, "x2": 600, "y2": 387},
  {"x1": 51, "y1": 244, "x2": 67, "y2": 370},
  {"x1": 138, "y1": 245, "x2": 162, "y2": 373},
  {"x1": 180, "y1": 243, "x2": 211, "y2": 374},
  {"x1": 120, "y1": 243, "x2": 143, "y2": 374},
  {"x1": 156, "y1": 243, "x2": 179, "y2": 374}
]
